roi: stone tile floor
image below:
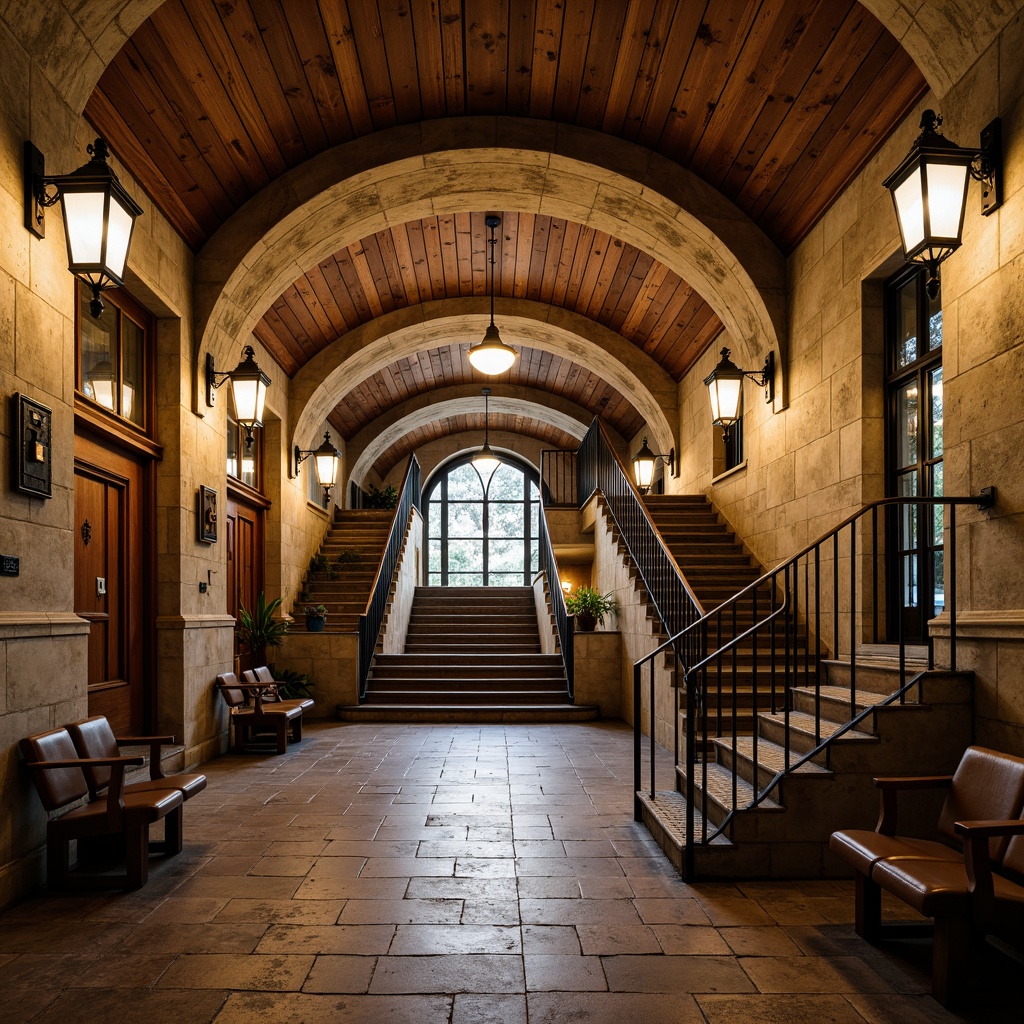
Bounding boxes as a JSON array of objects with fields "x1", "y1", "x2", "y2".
[{"x1": 1, "y1": 721, "x2": 1020, "y2": 1023}]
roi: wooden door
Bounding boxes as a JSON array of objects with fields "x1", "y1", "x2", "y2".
[
  {"x1": 226, "y1": 492, "x2": 265, "y2": 668},
  {"x1": 74, "y1": 442, "x2": 146, "y2": 734}
]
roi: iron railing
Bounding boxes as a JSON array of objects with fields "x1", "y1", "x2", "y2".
[
  {"x1": 541, "y1": 448, "x2": 579, "y2": 506},
  {"x1": 577, "y1": 419, "x2": 705, "y2": 645},
  {"x1": 632, "y1": 490, "x2": 995, "y2": 880},
  {"x1": 537, "y1": 456, "x2": 575, "y2": 699},
  {"x1": 357, "y1": 455, "x2": 421, "y2": 699}
]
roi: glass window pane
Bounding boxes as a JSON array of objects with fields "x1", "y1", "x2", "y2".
[
  {"x1": 933, "y1": 550, "x2": 945, "y2": 613},
  {"x1": 80, "y1": 295, "x2": 117, "y2": 412},
  {"x1": 428, "y1": 480, "x2": 442, "y2": 503},
  {"x1": 429, "y1": 572, "x2": 442, "y2": 586},
  {"x1": 240, "y1": 430, "x2": 258, "y2": 488},
  {"x1": 448, "y1": 573, "x2": 483, "y2": 586},
  {"x1": 447, "y1": 501, "x2": 483, "y2": 538},
  {"x1": 896, "y1": 278, "x2": 918, "y2": 368},
  {"x1": 448, "y1": 539, "x2": 483, "y2": 575},
  {"x1": 897, "y1": 382, "x2": 919, "y2": 469},
  {"x1": 530, "y1": 538, "x2": 539, "y2": 572},
  {"x1": 488, "y1": 463, "x2": 524, "y2": 500},
  {"x1": 930, "y1": 366, "x2": 943, "y2": 459},
  {"x1": 928, "y1": 304, "x2": 943, "y2": 352},
  {"x1": 121, "y1": 316, "x2": 144, "y2": 426},
  {"x1": 428, "y1": 502, "x2": 442, "y2": 537},
  {"x1": 489, "y1": 572, "x2": 526, "y2": 587},
  {"x1": 429, "y1": 538, "x2": 442, "y2": 572},
  {"x1": 489, "y1": 502, "x2": 525, "y2": 538},
  {"x1": 488, "y1": 538, "x2": 524, "y2": 573},
  {"x1": 448, "y1": 463, "x2": 484, "y2": 500},
  {"x1": 530, "y1": 501, "x2": 539, "y2": 535},
  {"x1": 226, "y1": 418, "x2": 240, "y2": 479}
]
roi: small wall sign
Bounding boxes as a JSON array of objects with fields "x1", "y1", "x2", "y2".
[
  {"x1": 199, "y1": 485, "x2": 218, "y2": 543},
  {"x1": 12, "y1": 393, "x2": 52, "y2": 498}
]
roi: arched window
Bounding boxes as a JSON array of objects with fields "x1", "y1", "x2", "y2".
[{"x1": 426, "y1": 457, "x2": 540, "y2": 586}]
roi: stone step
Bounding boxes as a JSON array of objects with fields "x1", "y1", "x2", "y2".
[
  {"x1": 337, "y1": 704, "x2": 599, "y2": 724},
  {"x1": 676, "y1": 760, "x2": 782, "y2": 824},
  {"x1": 713, "y1": 735, "x2": 831, "y2": 793},
  {"x1": 757, "y1": 709, "x2": 878, "y2": 756}
]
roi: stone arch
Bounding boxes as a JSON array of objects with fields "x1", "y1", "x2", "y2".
[
  {"x1": 194, "y1": 118, "x2": 786, "y2": 407},
  {"x1": 289, "y1": 300, "x2": 676, "y2": 460},
  {"x1": 345, "y1": 388, "x2": 592, "y2": 489}
]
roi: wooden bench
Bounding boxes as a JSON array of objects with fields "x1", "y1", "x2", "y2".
[
  {"x1": 830, "y1": 745, "x2": 1024, "y2": 1005},
  {"x1": 20, "y1": 727, "x2": 184, "y2": 890},
  {"x1": 216, "y1": 672, "x2": 303, "y2": 754},
  {"x1": 66, "y1": 715, "x2": 207, "y2": 803}
]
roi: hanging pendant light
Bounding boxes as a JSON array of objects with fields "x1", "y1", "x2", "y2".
[
  {"x1": 468, "y1": 215, "x2": 517, "y2": 375},
  {"x1": 473, "y1": 387, "x2": 501, "y2": 479}
]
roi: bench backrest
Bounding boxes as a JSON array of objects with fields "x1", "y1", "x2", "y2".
[
  {"x1": 242, "y1": 667, "x2": 280, "y2": 700},
  {"x1": 66, "y1": 715, "x2": 121, "y2": 797},
  {"x1": 19, "y1": 728, "x2": 90, "y2": 811},
  {"x1": 216, "y1": 672, "x2": 247, "y2": 708},
  {"x1": 939, "y1": 746, "x2": 1024, "y2": 863}
]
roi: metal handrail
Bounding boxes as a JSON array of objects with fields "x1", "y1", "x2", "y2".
[
  {"x1": 357, "y1": 455, "x2": 421, "y2": 699},
  {"x1": 537, "y1": 459, "x2": 575, "y2": 699},
  {"x1": 577, "y1": 419, "x2": 705, "y2": 637},
  {"x1": 632, "y1": 490, "x2": 994, "y2": 880}
]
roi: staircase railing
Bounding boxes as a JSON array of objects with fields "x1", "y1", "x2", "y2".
[
  {"x1": 632, "y1": 490, "x2": 994, "y2": 880},
  {"x1": 538, "y1": 452, "x2": 575, "y2": 699},
  {"x1": 577, "y1": 418, "x2": 705, "y2": 644},
  {"x1": 357, "y1": 455, "x2": 421, "y2": 699}
]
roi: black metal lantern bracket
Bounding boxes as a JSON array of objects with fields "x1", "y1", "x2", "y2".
[{"x1": 917, "y1": 110, "x2": 1002, "y2": 216}]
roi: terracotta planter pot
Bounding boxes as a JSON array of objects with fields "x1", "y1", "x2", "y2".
[{"x1": 575, "y1": 611, "x2": 597, "y2": 632}]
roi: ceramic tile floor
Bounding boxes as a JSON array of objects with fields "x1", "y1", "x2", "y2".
[{"x1": 1, "y1": 720, "x2": 1020, "y2": 1024}]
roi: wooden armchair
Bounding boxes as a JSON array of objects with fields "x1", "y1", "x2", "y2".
[
  {"x1": 215, "y1": 671, "x2": 303, "y2": 754},
  {"x1": 66, "y1": 715, "x2": 207, "y2": 802},
  {"x1": 245, "y1": 665, "x2": 314, "y2": 713},
  {"x1": 20, "y1": 727, "x2": 183, "y2": 890}
]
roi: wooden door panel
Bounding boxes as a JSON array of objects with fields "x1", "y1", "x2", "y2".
[{"x1": 75, "y1": 437, "x2": 146, "y2": 734}]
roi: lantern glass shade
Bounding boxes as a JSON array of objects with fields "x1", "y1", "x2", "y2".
[
  {"x1": 85, "y1": 358, "x2": 115, "y2": 411},
  {"x1": 312, "y1": 435, "x2": 341, "y2": 490},
  {"x1": 703, "y1": 348, "x2": 745, "y2": 428},
  {"x1": 57, "y1": 165, "x2": 140, "y2": 290},
  {"x1": 227, "y1": 348, "x2": 271, "y2": 433},
  {"x1": 468, "y1": 325, "x2": 517, "y2": 375},
  {"x1": 121, "y1": 383, "x2": 134, "y2": 419},
  {"x1": 633, "y1": 438, "x2": 656, "y2": 490}
]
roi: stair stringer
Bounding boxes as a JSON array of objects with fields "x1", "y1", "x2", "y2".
[
  {"x1": 379, "y1": 507, "x2": 421, "y2": 655},
  {"x1": 672, "y1": 665, "x2": 974, "y2": 880},
  {"x1": 588, "y1": 495, "x2": 678, "y2": 749}
]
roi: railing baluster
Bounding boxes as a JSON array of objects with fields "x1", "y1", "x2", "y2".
[
  {"x1": 949, "y1": 504, "x2": 957, "y2": 673},
  {"x1": 849, "y1": 523, "x2": 857, "y2": 718}
]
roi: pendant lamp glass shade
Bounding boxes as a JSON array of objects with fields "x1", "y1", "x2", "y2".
[
  {"x1": 472, "y1": 387, "x2": 501, "y2": 478},
  {"x1": 468, "y1": 215, "x2": 517, "y2": 375}
]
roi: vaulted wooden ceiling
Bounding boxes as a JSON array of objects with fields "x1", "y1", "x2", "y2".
[{"x1": 86, "y1": 0, "x2": 926, "y2": 452}]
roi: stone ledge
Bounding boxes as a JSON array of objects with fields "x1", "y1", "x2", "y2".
[
  {"x1": 0, "y1": 612, "x2": 91, "y2": 638},
  {"x1": 155, "y1": 615, "x2": 237, "y2": 631},
  {"x1": 930, "y1": 610, "x2": 1024, "y2": 640}
]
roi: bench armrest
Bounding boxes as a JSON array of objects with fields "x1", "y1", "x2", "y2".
[
  {"x1": 26, "y1": 755, "x2": 145, "y2": 769},
  {"x1": 952, "y1": 819, "x2": 1024, "y2": 920},
  {"x1": 954, "y1": 819, "x2": 1024, "y2": 838},
  {"x1": 217, "y1": 681, "x2": 273, "y2": 710},
  {"x1": 115, "y1": 735, "x2": 176, "y2": 779},
  {"x1": 874, "y1": 776, "x2": 953, "y2": 835}
]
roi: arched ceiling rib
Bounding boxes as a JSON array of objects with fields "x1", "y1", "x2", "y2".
[{"x1": 329, "y1": 339, "x2": 645, "y2": 443}]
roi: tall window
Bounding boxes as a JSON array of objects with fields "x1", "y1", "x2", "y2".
[
  {"x1": 885, "y1": 265, "x2": 943, "y2": 643},
  {"x1": 77, "y1": 284, "x2": 149, "y2": 430},
  {"x1": 427, "y1": 457, "x2": 539, "y2": 586}
]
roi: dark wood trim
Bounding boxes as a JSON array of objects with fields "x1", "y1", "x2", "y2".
[
  {"x1": 227, "y1": 476, "x2": 272, "y2": 510},
  {"x1": 74, "y1": 400, "x2": 164, "y2": 460}
]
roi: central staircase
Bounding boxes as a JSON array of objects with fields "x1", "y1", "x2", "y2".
[{"x1": 346, "y1": 586, "x2": 597, "y2": 723}]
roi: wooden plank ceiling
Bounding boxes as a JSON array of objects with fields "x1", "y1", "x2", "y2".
[
  {"x1": 255, "y1": 212, "x2": 722, "y2": 384},
  {"x1": 86, "y1": 0, "x2": 926, "y2": 446},
  {"x1": 328, "y1": 339, "x2": 645, "y2": 441},
  {"x1": 370, "y1": 414, "x2": 581, "y2": 479}
]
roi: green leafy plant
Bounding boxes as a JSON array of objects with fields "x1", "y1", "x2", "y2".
[
  {"x1": 565, "y1": 586, "x2": 618, "y2": 625},
  {"x1": 308, "y1": 552, "x2": 337, "y2": 579},
  {"x1": 365, "y1": 483, "x2": 399, "y2": 509},
  {"x1": 335, "y1": 548, "x2": 361, "y2": 565},
  {"x1": 303, "y1": 603, "x2": 328, "y2": 618},
  {"x1": 271, "y1": 668, "x2": 315, "y2": 701},
  {"x1": 238, "y1": 593, "x2": 290, "y2": 665}
]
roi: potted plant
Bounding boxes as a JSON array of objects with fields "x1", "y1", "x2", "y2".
[
  {"x1": 365, "y1": 483, "x2": 399, "y2": 509},
  {"x1": 272, "y1": 668, "x2": 315, "y2": 701},
  {"x1": 238, "y1": 592, "x2": 290, "y2": 666},
  {"x1": 565, "y1": 586, "x2": 618, "y2": 632},
  {"x1": 308, "y1": 552, "x2": 336, "y2": 580},
  {"x1": 304, "y1": 603, "x2": 328, "y2": 632},
  {"x1": 335, "y1": 548, "x2": 361, "y2": 567}
]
